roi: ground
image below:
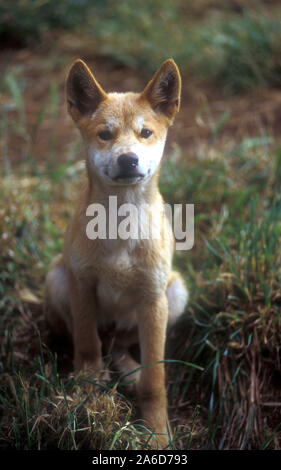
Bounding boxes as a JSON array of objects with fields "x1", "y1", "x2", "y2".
[{"x1": 0, "y1": 26, "x2": 280, "y2": 449}]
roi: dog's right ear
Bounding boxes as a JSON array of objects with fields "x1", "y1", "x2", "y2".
[
  {"x1": 66, "y1": 59, "x2": 107, "y2": 121},
  {"x1": 140, "y1": 59, "x2": 181, "y2": 122}
]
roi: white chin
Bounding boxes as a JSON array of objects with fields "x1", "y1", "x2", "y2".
[
  {"x1": 101, "y1": 170, "x2": 150, "y2": 186},
  {"x1": 112, "y1": 175, "x2": 145, "y2": 185}
]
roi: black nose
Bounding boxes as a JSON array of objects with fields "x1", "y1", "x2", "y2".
[{"x1": 117, "y1": 153, "x2": 139, "y2": 172}]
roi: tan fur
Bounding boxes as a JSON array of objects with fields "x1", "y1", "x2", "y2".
[{"x1": 44, "y1": 58, "x2": 188, "y2": 448}]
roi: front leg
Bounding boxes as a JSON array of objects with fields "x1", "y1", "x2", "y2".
[
  {"x1": 67, "y1": 269, "x2": 102, "y2": 373},
  {"x1": 137, "y1": 293, "x2": 170, "y2": 448}
]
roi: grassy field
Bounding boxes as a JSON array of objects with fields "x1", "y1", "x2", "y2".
[{"x1": 0, "y1": 0, "x2": 281, "y2": 450}]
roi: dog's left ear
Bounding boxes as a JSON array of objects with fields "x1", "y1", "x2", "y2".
[
  {"x1": 141, "y1": 59, "x2": 181, "y2": 120},
  {"x1": 66, "y1": 59, "x2": 107, "y2": 122}
]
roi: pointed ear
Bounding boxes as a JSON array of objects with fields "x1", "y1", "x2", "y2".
[
  {"x1": 66, "y1": 59, "x2": 107, "y2": 120},
  {"x1": 141, "y1": 59, "x2": 181, "y2": 120}
]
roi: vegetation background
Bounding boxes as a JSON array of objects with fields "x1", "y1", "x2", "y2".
[{"x1": 0, "y1": 0, "x2": 280, "y2": 450}]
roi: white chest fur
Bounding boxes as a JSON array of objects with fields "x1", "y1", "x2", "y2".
[{"x1": 96, "y1": 246, "x2": 138, "y2": 331}]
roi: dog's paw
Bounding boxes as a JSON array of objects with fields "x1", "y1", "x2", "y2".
[
  {"x1": 74, "y1": 354, "x2": 103, "y2": 373},
  {"x1": 71, "y1": 365, "x2": 111, "y2": 387},
  {"x1": 148, "y1": 433, "x2": 170, "y2": 450},
  {"x1": 138, "y1": 391, "x2": 171, "y2": 449},
  {"x1": 73, "y1": 356, "x2": 111, "y2": 383}
]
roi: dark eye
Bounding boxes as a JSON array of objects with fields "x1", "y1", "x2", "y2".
[
  {"x1": 140, "y1": 128, "x2": 152, "y2": 139},
  {"x1": 98, "y1": 130, "x2": 113, "y2": 141}
]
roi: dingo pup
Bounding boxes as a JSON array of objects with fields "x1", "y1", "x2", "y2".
[{"x1": 44, "y1": 58, "x2": 188, "y2": 448}]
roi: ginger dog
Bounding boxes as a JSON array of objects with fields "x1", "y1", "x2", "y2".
[{"x1": 44, "y1": 58, "x2": 188, "y2": 448}]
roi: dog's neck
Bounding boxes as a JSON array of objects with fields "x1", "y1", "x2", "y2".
[{"x1": 83, "y1": 170, "x2": 163, "y2": 254}]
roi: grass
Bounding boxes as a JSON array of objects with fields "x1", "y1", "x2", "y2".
[
  {"x1": 1, "y1": 2, "x2": 281, "y2": 92},
  {"x1": 94, "y1": 4, "x2": 281, "y2": 93},
  {"x1": 163, "y1": 143, "x2": 281, "y2": 448},
  {"x1": 0, "y1": 8, "x2": 281, "y2": 448},
  {"x1": 167, "y1": 198, "x2": 281, "y2": 448},
  {"x1": 1, "y1": 342, "x2": 149, "y2": 450}
]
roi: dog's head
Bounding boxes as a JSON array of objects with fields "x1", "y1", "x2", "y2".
[{"x1": 66, "y1": 59, "x2": 181, "y2": 186}]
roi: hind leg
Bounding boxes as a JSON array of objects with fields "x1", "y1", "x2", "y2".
[
  {"x1": 44, "y1": 254, "x2": 72, "y2": 340},
  {"x1": 112, "y1": 347, "x2": 140, "y2": 391},
  {"x1": 110, "y1": 328, "x2": 140, "y2": 390},
  {"x1": 45, "y1": 256, "x2": 108, "y2": 378},
  {"x1": 166, "y1": 270, "x2": 188, "y2": 326}
]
